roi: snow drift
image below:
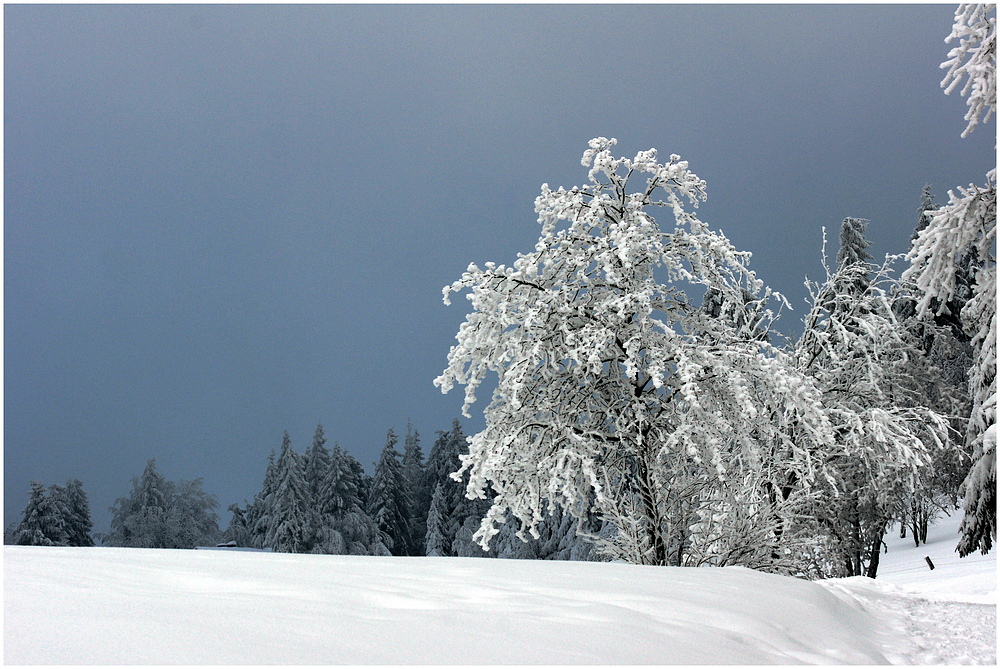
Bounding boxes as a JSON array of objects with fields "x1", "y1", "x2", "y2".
[{"x1": 5, "y1": 513, "x2": 994, "y2": 664}]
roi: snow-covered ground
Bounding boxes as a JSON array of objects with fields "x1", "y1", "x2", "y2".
[
  {"x1": 4, "y1": 514, "x2": 995, "y2": 664},
  {"x1": 820, "y1": 512, "x2": 996, "y2": 665}
]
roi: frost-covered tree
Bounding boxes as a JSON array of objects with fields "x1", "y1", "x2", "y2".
[
  {"x1": 105, "y1": 460, "x2": 220, "y2": 549},
  {"x1": 15, "y1": 482, "x2": 68, "y2": 546},
  {"x1": 265, "y1": 432, "x2": 312, "y2": 553},
  {"x1": 903, "y1": 3, "x2": 996, "y2": 556},
  {"x1": 797, "y1": 227, "x2": 952, "y2": 577},
  {"x1": 836, "y1": 217, "x2": 874, "y2": 275},
  {"x1": 436, "y1": 138, "x2": 838, "y2": 568},
  {"x1": 13, "y1": 479, "x2": 93, "y2": 547},
  {"x1": 419, "y1": 419, "x2": 494, "y2": 557},
  {"x1": 367, "y1": 429, "x2": 412, "y2": 555},
  {"x1": 491, "y1": 506, "x2": 604, "y2": 561},
  {"x1": 941, "y1": 3, "x2": 996, "y2": 138},
  {"x1": 310, "y1": 441, "x2": 386, "y2": 555}
]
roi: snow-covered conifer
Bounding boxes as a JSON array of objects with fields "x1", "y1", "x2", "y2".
[
  {"x1": 247, "y1": 449, "x2": 278, "y2": 549},
  {"x1": 15, "y1": 482, "x2": 68, "y2": 546},
  {"x1": 304, "y1": 424, "x2": 332, "y2": 505},
  {"x1": 402, "y1": 422, "x2": 429, "y2": 554},
  {"x1": 424, "y1": 484, "x2": 447, "y2": 557},
  {"x1": 265, "y1": 432, "x2": 312, "y2": 553},
  {"x1": 106, "y1": 461, "x2": 220, "y2": 549},
  {"x1": 837, "y1": 217, "x2": 875, "y2": 271},
  {"x1": 61, "y1": 479, "x2": 94, "y2": 547},
  {"x1": 223, "y1": 503, "x2": 252, "y2": 547},
  {"x1": 367, "y1": 429, "x2": 412, "y2": 555}
]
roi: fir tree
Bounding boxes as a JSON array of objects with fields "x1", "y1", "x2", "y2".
[
  {"x1": 247, "y1": 449, "x2": 278, "y2": 549},
  {"x1": 424, "y1": 484, "x2": 447, "y2": 557},
  {"x1": 319, "y1": 444, "x2": 362, "y2": 518},
  {"x1": 914, "y1": 185, "x2": 937, "y2": 240},
  {"x1": 303, "y1": 424, "x2": 332, "y2": 505},
  {"x1": 367, "y1": 429, "x2": 411, "y2": 555},
  {"x1": 60, "y1": 479, "x2": 94, "y2": 547},
  {"x1": 401, "y1": 421, "x2": 428, "y2": 554},
  {"x1": 15, "y1": 482, "x2": 68, "y2": 546},
  {"x1": 107, "y1": 460, "x2": 172, "y2": 548},
  {"x1": 105, "y1": 460, "x2": 220, "y2": 549},
  {"x1": 222, "y1": 503, "x2": 252, "y2": 547},
  {"x1": 265, "y1": 431, "x2": 312, "y2": 553}
]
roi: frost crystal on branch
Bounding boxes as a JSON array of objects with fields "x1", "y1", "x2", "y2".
[{"x1": 941, "y1": 4, "x2": 997, "y2": 138}]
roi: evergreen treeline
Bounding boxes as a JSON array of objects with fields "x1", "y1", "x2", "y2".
[{"x1": 222, "y1": 419, "x2": 602, "y2": 559}]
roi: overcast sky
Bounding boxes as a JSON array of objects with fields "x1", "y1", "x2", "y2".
[{"x1": 5, "y1": 4, "x2": 995, "y2": 533}]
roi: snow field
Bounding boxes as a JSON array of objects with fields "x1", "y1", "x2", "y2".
[
  {"x1": 5, "y1": 512, "x2": 995, "y2": 664},
  {"x1": 8, "y1": 547, "x2": 891, "y2": 664}
]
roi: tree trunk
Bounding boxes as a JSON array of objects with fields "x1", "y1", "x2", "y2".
[
  {"x1": 865, "y1": 522, "x2": 886, "y2": 579},
  {"x1": 635, "y1": 453, "x2": 667, "y2": 566}
]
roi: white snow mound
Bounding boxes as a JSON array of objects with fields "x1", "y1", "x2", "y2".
[{"x1": 0, "y1": 544, "x2": 951, "y2": 665}]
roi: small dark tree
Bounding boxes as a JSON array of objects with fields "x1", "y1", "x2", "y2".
[
  {"x1": 402, "y1": 422, "x2": 428, "y2": 554},
  {"x1": 222, "y1": 503, "x2": 252, "y2": 547},
  {"x1": 367, "y1": 429, "x2": 411, "y2": 555}
]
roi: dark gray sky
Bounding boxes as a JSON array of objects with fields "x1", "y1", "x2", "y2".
[{"x1": 5, "y1": 4, "x2": 994, "y2": 533}]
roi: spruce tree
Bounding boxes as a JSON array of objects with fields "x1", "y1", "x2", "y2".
[
  {"x1": 367, "y1": 429, "x2": 411, "y2": 555},
  {"x1": 107, "y1": 460, "x2": 172, "y2": 548},
  {"x1": 265, "y1": 431, "x2": 312, "y2": 553},
  {"x1": 424, "y1": 484, "x2": 447, "y2": 556},
  {"x1": 61, "y1": 479, "x2": 94, "y2": 547},
  {"x1": 15, "y1": 482, "x2": 68, "y2": 546},
  {"x1": 106, "y1": 460, "x2": 219, "y2": 549},
  {"x1": 247, "y1": 449, "x2": 278, "y2": 549},
  {"x1": 401, "y1": 421, "x2": 428, "y2": 555},
  {"x1": 304, "y1": 424, "x2": 332, "y2": 505},
  {"x1": 222, "y1": 503, "x2": 251, "y2": 547}
]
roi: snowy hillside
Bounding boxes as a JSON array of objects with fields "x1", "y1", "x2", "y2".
[{"x1": 5, "y1": 515, "x2": 995, "y2": 664}]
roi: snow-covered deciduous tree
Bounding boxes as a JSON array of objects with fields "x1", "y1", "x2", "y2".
[
  {"x1": 436, "y1": 138, "x2": 838, "y2": 569},
  {"x1": 941, "y1": 3, "x2": 997, "y2": 138},
  {"x1": 903, "y1": 3, "x2": 996, "y2": 556},
  {"x1": 797, "y1": 226, "x2": 953, "y2": 577},
  {"x1": 105, "y1": 460, "x2": 220, "y2": 549}
]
